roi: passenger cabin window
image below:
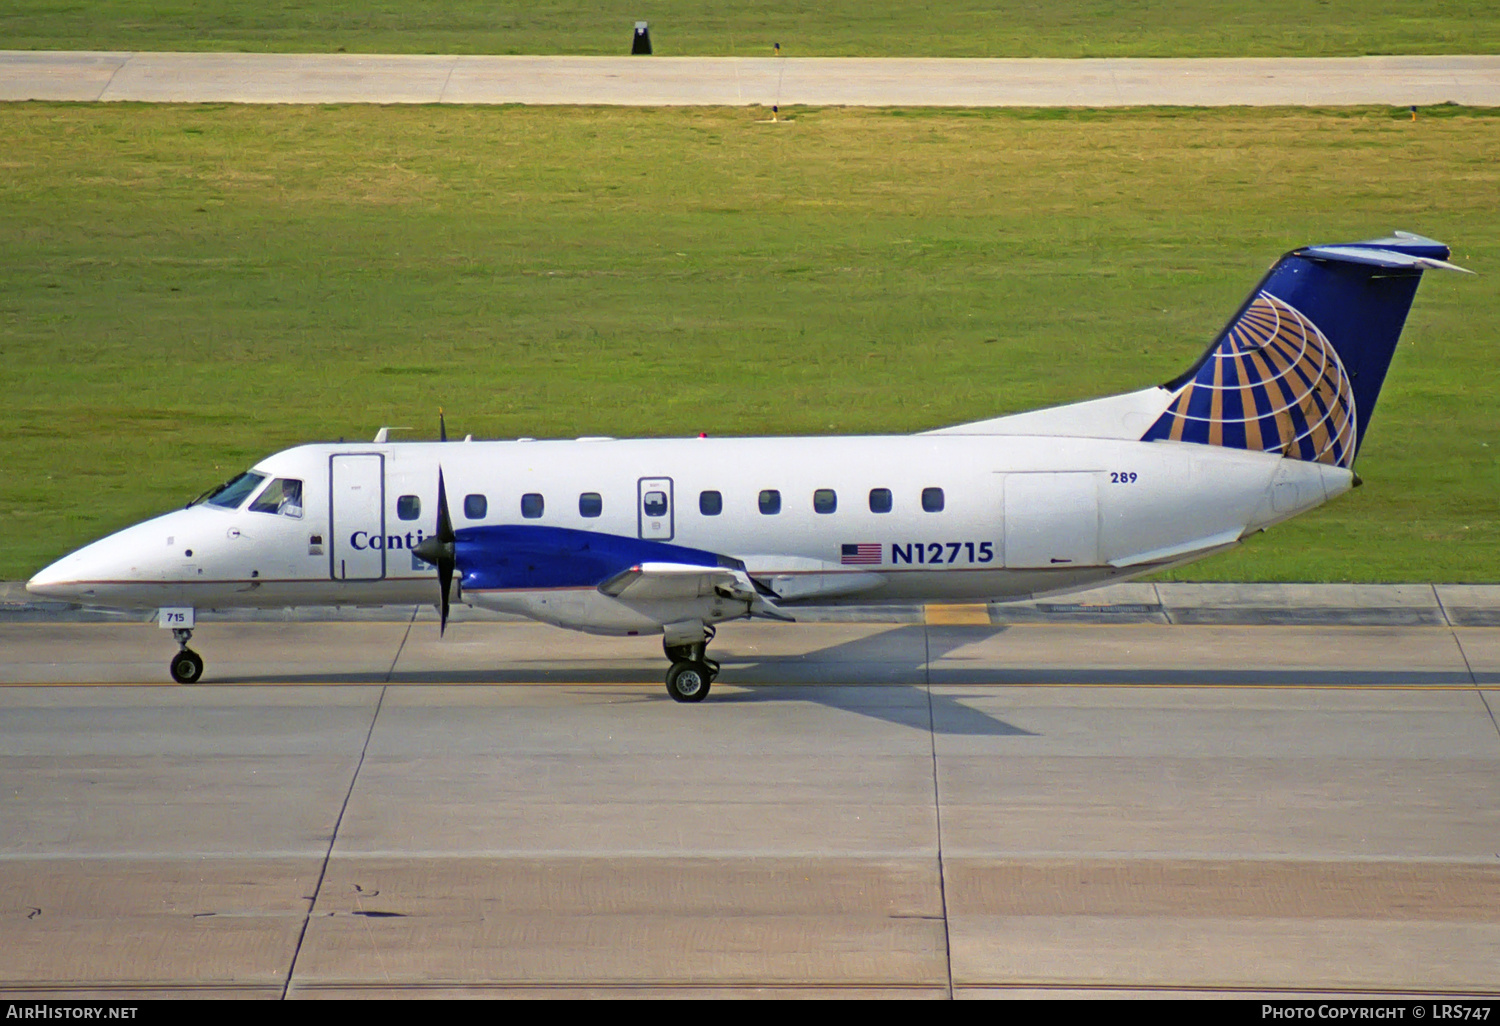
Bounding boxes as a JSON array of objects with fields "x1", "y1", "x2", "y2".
[
  {"x1": 397, "y1": 495, "x2": 421, "y2": 521},
  {"x1": 464, "y1": 494, "x2": 487, "y2": 520},
  {"x1": 814, "y1": 489, "x2": 837, "y2": 514},
  {"x1": 579, "y1": 492, "x2": 602, "y2": 518},
  {"x1": 521, "y1": 493, "x2": 544, "y2": 519},
  {"x1": 642, "y1": 490, "x2": 668, "y2": 518},
  {"x1": 869, "y1": 488, "x2": 892, "y2": 514},
  {"x1": 759, "y1": 489, "x2": 781, "y2": 515},
  {"x1": 699, "y1": 490, "x2": 722, "y2": 516},
  {"x1": 248, "y1": 478, "x2": 304, "y2": 519},
  {"x1": 200, "y1": 471, "x2": 265, "y2": 510},
  {"x1": 922, "y1": 487, "x2": 945, "y2": 513}
]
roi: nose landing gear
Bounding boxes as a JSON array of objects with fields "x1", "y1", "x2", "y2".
[
  {"x1": 169, "y1": 628, "x2": 204, "y2": 684},
  {"x1": 663, "y1": 624, "x2": 718, "y2": 703}
]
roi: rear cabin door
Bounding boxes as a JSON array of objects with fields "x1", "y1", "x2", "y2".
[
  {"x1": 638, "y1": 477, "x2": 674, "y2": 541},
  {"x1": 330, "y1": 454, "x2": 386, "y2": 580},
  {"x1": 1004, "y1": 472, "x2": 1100, "y2": 568}
]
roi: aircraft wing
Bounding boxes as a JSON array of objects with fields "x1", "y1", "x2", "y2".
[{"x1": 597, "y1": 562, "x2": 763, "y2": 603}]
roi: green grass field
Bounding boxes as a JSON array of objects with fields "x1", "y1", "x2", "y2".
[
  {"x1": 3, "y1": 1, "x2": 1500, "y2": 57},
  {"x1": 1, "y1": 103, "x2": 1496, "y2": 582}
]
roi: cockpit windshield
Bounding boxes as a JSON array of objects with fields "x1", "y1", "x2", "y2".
[
  {"x1": 248, "y1": 478, "x2": 304, "y2": 518},
  {"x1": 193, "y1": 471, "x2": 267, "y2": 510}
]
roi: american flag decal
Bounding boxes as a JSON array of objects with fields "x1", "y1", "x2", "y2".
[{"x1": 841, "y1": 543, "x2": 881, "y2": 565}]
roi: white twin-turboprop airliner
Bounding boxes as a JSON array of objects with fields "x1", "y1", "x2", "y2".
[{"x1": 28, "y1": 234, "x2": 1466, "y2": 700}]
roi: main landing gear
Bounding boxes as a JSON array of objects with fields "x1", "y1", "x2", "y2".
[
  {"x1": 663, "y1": 624, "x2": 719, "y2": 703},
  {"x1": 168, "y1": 628, "x2": 204, "y2": 684}
]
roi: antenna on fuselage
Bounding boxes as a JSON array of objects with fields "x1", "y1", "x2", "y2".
[{"x1": 439, "y1": 407, "x2": 448, "y2": 442}]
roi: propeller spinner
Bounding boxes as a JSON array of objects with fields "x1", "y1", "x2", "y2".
[{"x1": 412, "y1": 467, "x2": 457, "y2": 635}]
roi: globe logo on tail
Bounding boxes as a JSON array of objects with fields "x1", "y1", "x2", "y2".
[{"x1": 1143, "y1": 292, "x2": 1357, "y2": 468}]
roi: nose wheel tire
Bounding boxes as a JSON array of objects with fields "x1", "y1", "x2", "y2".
[
  {"x1": 169, "y1": 648, "x2": 204, "y2": 684},
  {"x1": 665, "y1": 660, "x2": 713, "y2": 703}
]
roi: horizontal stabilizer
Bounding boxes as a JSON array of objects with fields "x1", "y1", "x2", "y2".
[{"x1": 1298, "y1": 245, "x2": 1471, "y2": 274}]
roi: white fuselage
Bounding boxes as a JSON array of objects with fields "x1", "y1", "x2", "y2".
[{"x1": 27, "y1": 424, "x2": 1351, "y2": 637}]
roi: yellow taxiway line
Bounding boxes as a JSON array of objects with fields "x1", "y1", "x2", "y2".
[{"x1": 923, "y1": 603, "x2": 992, "y2": 625}]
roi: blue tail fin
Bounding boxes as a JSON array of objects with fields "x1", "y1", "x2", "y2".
[{"x1": 1141, "y1": 233, "x2": 1465, "y2": 467}]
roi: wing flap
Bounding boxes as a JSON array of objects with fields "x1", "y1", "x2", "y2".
[{"x1": 598, "y1": 562, "x2": 758, "y2": 603}]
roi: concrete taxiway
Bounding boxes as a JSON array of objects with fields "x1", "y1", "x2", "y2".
[
  {"x1": 3, "y1": 52, "x2": 1500, "y2": 107},
  {"x1": 1, "y1": 613, "x2": 1497, "y2": 998}
]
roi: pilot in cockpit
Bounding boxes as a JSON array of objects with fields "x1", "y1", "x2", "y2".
[
  {"x1": 249, "y1": 478, "x2": 303, "y2": 519},
  {"x1": 278, "y1": 478, "x2": 303, "y2": 518}
]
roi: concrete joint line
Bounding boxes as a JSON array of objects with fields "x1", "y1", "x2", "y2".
[
  {"x1": 922, "y1": 621, "x2": 954, "y2": 998},
  {"x1": 384, "y1": 605, "x2": 420, "y2": 681},
  {"x1": 98, "y1": 51, "x2": 134, "y2": 102},
  {"x1": 437, "y1": 55, "x2": 460, "y2": 104},
  {"x1": 1432, "y1": 584, "x2": 1455, "y2": 627},
  {"x1": 1440, "y1": 616, "x2": 1500, "y2": 742},
  {"x1": 1151, "y1": 582, "x2": 1175, "y2": 625},
  {"x1": 282, "y1": 683, "x2": 387, "y2": 999}
]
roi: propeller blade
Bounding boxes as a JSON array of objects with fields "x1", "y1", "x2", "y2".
[
  {"x1": 437, "y1": 553, "x2": 452, "y2": 635},
  {"x1": 413, "y1": 467, "x2": 457, "y2": 636},
  {"x1": 435, "y1": 466, "x2": 453, "y2": 545}
]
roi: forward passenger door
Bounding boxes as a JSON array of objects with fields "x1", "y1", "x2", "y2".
[{"x1": 329, "y1": 454, "x2": 386, "y2": 580}]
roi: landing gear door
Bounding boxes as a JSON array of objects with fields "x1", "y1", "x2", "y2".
[
  {"x1": 330, "y1": 454, "x2": 386, "y2": 580},
  {"x1": 638, "y1": 477, "x2": 674, "y2": 541}
]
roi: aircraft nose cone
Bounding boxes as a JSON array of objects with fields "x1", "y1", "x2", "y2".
[
  {"x1": 26, "y1": 557, "x2": 81, "y2": 600},
  {"x1": 25, "y1": 509, "x2": 187, "y2": 604}
]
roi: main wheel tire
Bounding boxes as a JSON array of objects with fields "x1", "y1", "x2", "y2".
[
  {"x1": 169, "y1": 649, "x2": 204, "y2": 684},
  {"x1": 665, "y1": 660, "x2": 712, "y2": 703}
]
